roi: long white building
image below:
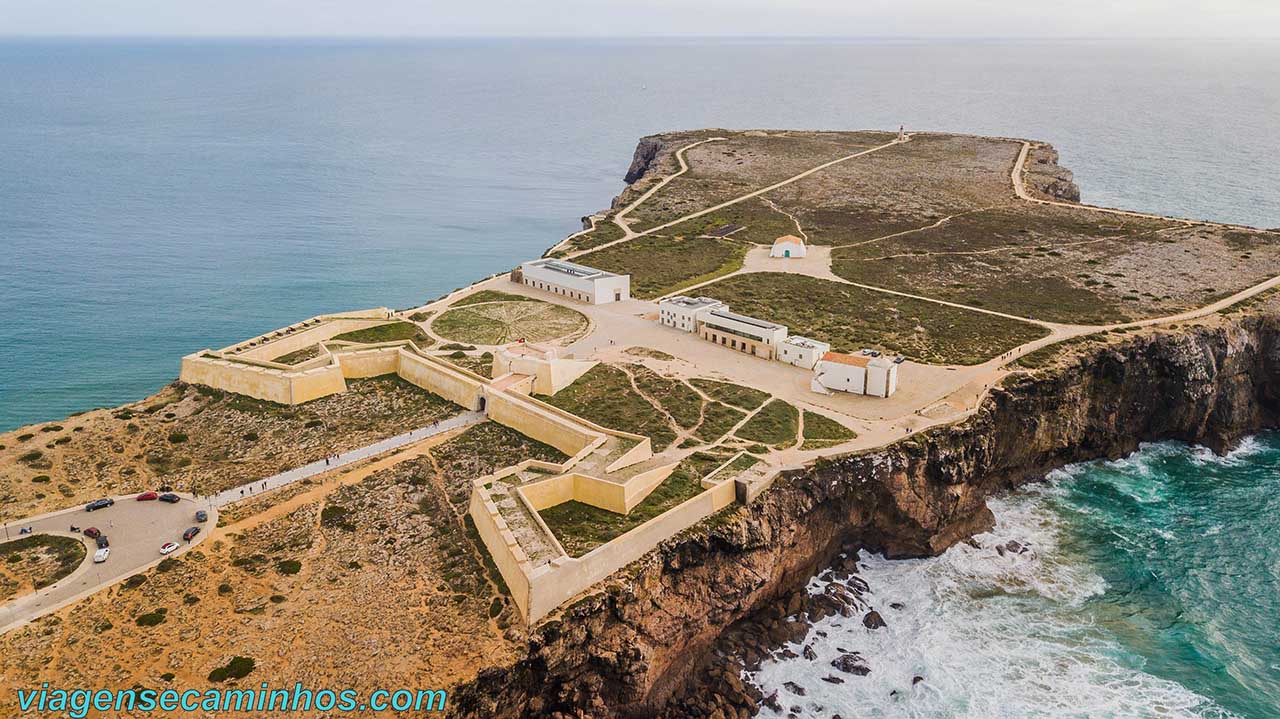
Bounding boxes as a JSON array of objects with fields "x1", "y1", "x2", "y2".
[
  {"x1": 698, "y1": 308, "x2": 788, "y2": 360},
  {"x1": 516, "y1": 259, "x2": 631, "y2": 304},
  {"x1": 657, "y1": 296, "x2": 725, "y2": 332}
]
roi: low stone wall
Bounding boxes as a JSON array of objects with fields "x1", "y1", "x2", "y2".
[
  {"x1": 469, "y1": 483, "x2": 534, "y2": 618},
  {"x1": 605, "y1": 438, "x2": 654, "y2": 474},
  {"x1": 225, "y1": 309, "x2": 392, "y2": 360},
  {"x1": 524, "y1": 479, "x2": 737, "y2": 623},
  {"x1": 485, "y1": 390, "x2": 603, "y2": 458},
  {"x1": 397, "y1": 350, "x2": 486, "y2": 410},
  {"x1": 179, "y1": 354, "x2": 347, "y2": 404}
]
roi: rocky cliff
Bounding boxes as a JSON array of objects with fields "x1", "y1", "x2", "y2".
[
  {"x1": 449, "y1": 309, "x2": 1280, "y2": 718},
  {"x1": 1025, "y1": 144, "x2": 1082, "y2": 202},
  {"x1": 623, "y1": 136, "x2": 666, "y2": 185}
]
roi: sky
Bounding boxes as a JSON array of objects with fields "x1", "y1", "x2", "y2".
[{"x1": 1, "y1": 0, "x2": 1277, "y2": 38}]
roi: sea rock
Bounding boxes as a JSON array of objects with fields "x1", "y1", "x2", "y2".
[
  {"x1": 783, "y1": 681, "x2": 806, "y2": 696},
  {"x1": 862, "y1": 611, "x2": 887, "y2": 630},
  {"x1": 831, "y1": 654, "x2": 871, "y2": 676}
]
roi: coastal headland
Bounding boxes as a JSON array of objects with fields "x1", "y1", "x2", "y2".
[{"x1": 1, "y1": 129, "x2": 1278, "y2": 718}]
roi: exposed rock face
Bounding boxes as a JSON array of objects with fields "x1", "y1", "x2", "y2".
[
  {"x1": 1026, "y1": 145, "x2": 1082, "y2": 202},
  {"x1": 623, "y1": 136, "x2": 666, "y2": 184},
  {"x1": 450, "y1": 315, "x2": 1280, "y2": 718}
]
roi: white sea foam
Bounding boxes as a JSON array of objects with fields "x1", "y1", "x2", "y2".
[
  {"x1": 1190, "y1": 435, "x2": 1267, "y2": 467},
  {"x1": 748, "y1": 490, "x2": 1235, "y2": 719}
]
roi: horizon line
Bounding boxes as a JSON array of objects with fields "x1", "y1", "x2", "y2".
[{"x1": 1, "y1": 33, "x2": 1277, "y2": 41}]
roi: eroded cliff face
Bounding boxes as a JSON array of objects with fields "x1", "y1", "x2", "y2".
[
  {"x1": 450, "y1": 315, "x2": 1280, "y2": 718},
  {"x1": 623, "y1": 136, "x2": 666, "y2": 185}
]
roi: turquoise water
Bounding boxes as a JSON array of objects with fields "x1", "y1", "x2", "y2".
[
  {"x1": 751, "y1": 436, "x2": 1280, "y2": 718},
  {"x1": 2, "y1": 38, "x2": 1279, "y2": 430}
]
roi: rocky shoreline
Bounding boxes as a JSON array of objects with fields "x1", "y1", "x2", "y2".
[{"x1": 449, "y1": 311, "x2": 1280, "y2": 718}]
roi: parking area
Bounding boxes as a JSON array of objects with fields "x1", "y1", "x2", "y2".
[{"x1": 0, "y1": 493, "x2": 215, "y2": 632}]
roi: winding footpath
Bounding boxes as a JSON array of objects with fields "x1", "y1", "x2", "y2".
[{"x1": 570, "y1": 134, "x2": 910, "y2": 259}]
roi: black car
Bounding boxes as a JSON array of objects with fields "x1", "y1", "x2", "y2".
[
  {"x1": 85, "y1": 498, "x2": 114, "y2": 512},
  {"x1": 95, "y1": 535, "x2": 109, "y2": 549},
  {"x1": 182, "y1": 526, "x2": 200, "y2": 542},
  {"x1": 158, "y1": 493, "x2": 181, "y2": 504}
]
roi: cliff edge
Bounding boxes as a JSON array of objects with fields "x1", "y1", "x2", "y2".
[{"x1": 451, "y1": 310, "x2": 1280, "y2": 717}]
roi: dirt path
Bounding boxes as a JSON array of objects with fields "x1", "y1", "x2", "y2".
[
  {"x1": 216, "y1": 426, "x2": 469, "y2": 538},
  {"x1": 1010, "y1": 141, "x2": 1273, "y2": 233},
  {"x1": 760, "y1": 196, "x2": 808, "y2": 242},
  {"x1": 610, "y1": 137, "x2": 727, "y2": 240},
  {"x1": 571, "y1": 135, "x2": 911, "y2": 259}
]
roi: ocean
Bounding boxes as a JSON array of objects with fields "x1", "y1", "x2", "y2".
[
  {"x1": 1, "y1": 38, "x2": 1278, "y2": 432},
  {"x1": 2, "y1": 38, "x2": 1279, "y2": 716},
  {"x1": 749, "y1": 436, "x2": 1280, "y2": 718}
]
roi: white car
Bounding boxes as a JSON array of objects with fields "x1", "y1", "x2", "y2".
[
  {"x1": 159, "y1": 542, "x2": 179, "y2": 555},
  {"x1": 93, "y1": 548, "x2": 109, "y2": 563}
]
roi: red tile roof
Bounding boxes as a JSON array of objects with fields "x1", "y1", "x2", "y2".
[{"x1": 820, "y1": 351, "x2": 870, "y2": 367}]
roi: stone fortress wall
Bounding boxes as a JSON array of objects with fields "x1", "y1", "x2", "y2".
[{"x1": 180, "y1": 308, "x2": 762, "y2": 623}]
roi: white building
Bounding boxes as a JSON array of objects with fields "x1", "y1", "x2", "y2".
[
  {"x1": 657, "y1": 296, "x2": 725, "y2": 332},
  {"x1": 777, "y1": 336, "x2": 831, "y2": 369},
  {"x1": 516, "y1": 259, "x2": 631, "y2": 304},
  {"x1": 811, "y1": 351, "x2": 898, "y2": 397},
  {"x1": 698, "y1": 309, "x2": 788, "y2": 360},
  {"x1": 770, "y1": 235, "x2": 807, "y2": 259}
]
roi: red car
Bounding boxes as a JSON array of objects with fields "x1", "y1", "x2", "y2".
[
  {"x1": 136, "y1": 491, "x2": 158, "y2": 501},
  {"x1": 83, "y1": 527, "x2": 101, "y2": 539}
]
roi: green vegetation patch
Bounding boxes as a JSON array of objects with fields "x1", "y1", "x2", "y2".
[
  {"x1": 134, "y1": 608, "x2": 168, "y2": 627},
  {"x1": 442, "y1": 352, "x2": 493, "y2": 377},
  {"x1": 452, "y1": 290, "x2": 540, "y2": 307},
  {"x1": 623, "y1": 347, "x2": 676, "y2": 361},
  {"x1": 699, "y1": 273, "x2": 1048, "y2": 365},
  {"x1": 1016, "y1": 335, "x2": 1103, "y2": 369},
  {"x1": 0, "y1": 535, "x2": 86, "y2": 596},
  {"x1": 694, "y1": 401, "x2": 746, "y2": 443},
  {"x1": 735, "y1": 399, "x2": 799, "y2": 448},
  {"x1": 801, "y1": 410, "x2": 857, "y2": 450},
  {"x1": 689, "y1": 378, "x2": 770, "y2": 411},
  {"x1": 272, "y1": 344, "x2": 322, "y2": 365},
  {"x1": 629, "y1": 365, "x2": 704, "y2": 430},
  {"x1": 706, "y1": 452, "x2": 761, "y2": 482},
  {"x1": 576, "y1": 235, "x2": 748, "y2": 299},
  {"x1": 562, "y1": 220, "x2": 626, "y2": 253},
  {"x1": 432, "y1": 301, "x2": 588, "y2": 346},
  {"x1": 331, "y1": 321, "x2": 432, "y2": 347},
  {"x1": 208, "y1": 656, "x2": 256, "y2": 683},
  {"x1": 661, "y1": 196, "x2": 802, "y2": 245},
  {"x1": 544, "y1": 365, "x2": 676, "y2": 450},
  {"x1": 539, "y1": 453, "x2": 725, "y2": 557}
]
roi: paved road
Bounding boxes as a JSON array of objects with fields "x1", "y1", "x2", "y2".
[
  {"x1": 1, "y1": 410, "x2": 485, "y2": 635},
  {"x1": 0, "y1": 493, "x2": 212, "y2": 634},
  {"x1": 209, "y1": 411, "x2": 485, "y2": 507}
]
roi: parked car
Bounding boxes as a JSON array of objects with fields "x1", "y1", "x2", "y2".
[
  {"x1": 182, "y1": 526, "x2": 200, "y2": 542},
  {"x1": 158, "y1": 493, "x2": 180, "y2": 504},
  {"x1": 195, "y1": 510, "x2": 208, "y2": 523},
  {"x1": 159, "y1": 542, "x2": 180, "y2": 555},
  {"x1": 85, "y1": 498, "x2": 114, "y2": 512},
  {"x1": 93, "y1": 548, "x2": 109, "y2": 563},
  {"x1": 83, "y1": 527, "x2": 101, "y2": 539},
  {"x1": 95, "y1": 535, "x2": 109, "y2": 549},
  {"x1": 136, "y1": 491, "x2": 158, "y2": 501},
  {"x1": 893, "y1": 355, "x2": 906, "y2": 364}
]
